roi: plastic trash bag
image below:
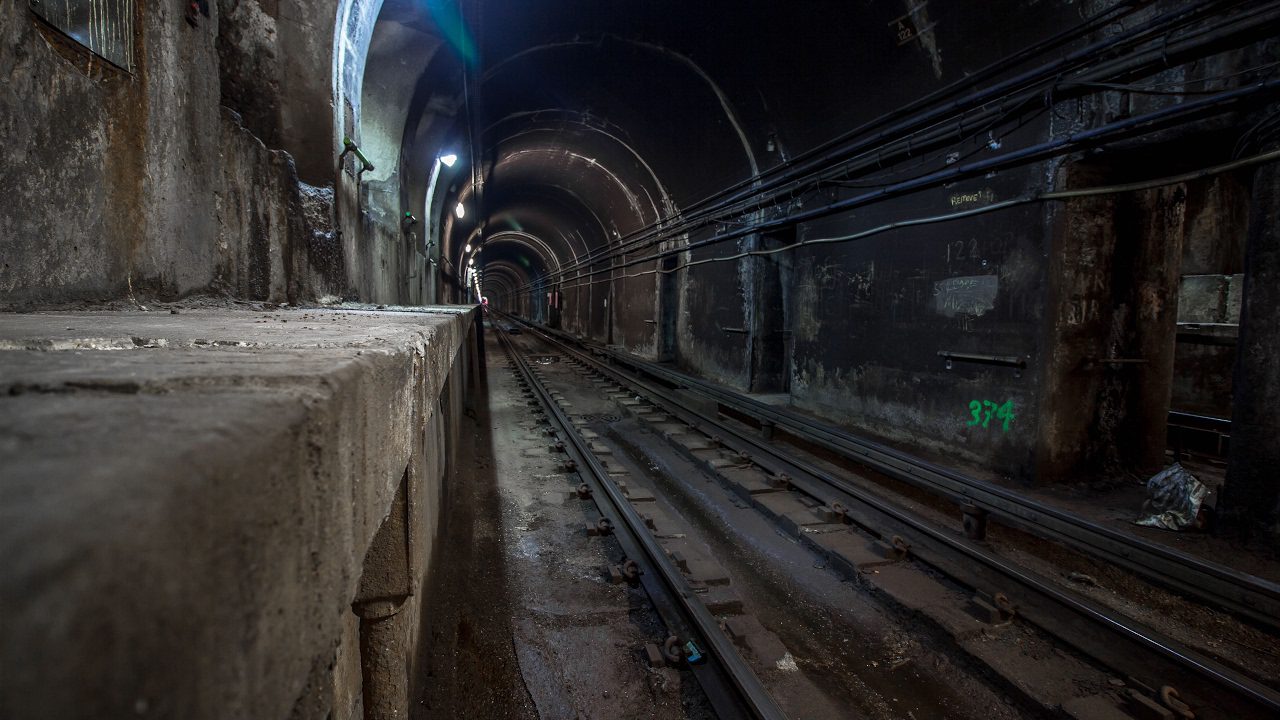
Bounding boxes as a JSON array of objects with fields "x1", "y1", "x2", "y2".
[{"x1": 1134, "y1": 462, "x2": 1208, "y2": 531}]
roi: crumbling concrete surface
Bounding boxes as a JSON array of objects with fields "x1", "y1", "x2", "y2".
[
  {"x1": 0, "y1": 305, "x2": 477, "y2": 720},
  {"x1": 0, "y1": 2, "x2": 350, "y2": 307}
]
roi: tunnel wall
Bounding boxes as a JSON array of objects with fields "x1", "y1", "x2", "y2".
[
  {"x1": 217, "y1": 107, "x2": 344, "y2": 303},
  {"x1": 624, "y1": 2, "x2": 1082, "y2": 476},
  {"x1": 4, "y1": 0, "x2": 220, "y2": 305},
  {"x1": 675, "y1": 236, "x2": 752, "y2": 390},
  {"x1": 499, "y1": 0, "x2": 1277, "y2": 491},
  {"x1": 787, "y1": 173, "x2": 1050, "y2": 477},
  {"x1": 1, "y1": 0, "x2": 427, "y2": 309}
]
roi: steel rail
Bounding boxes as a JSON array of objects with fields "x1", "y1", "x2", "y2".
[
  {"x1": 490, "y1": 318, "x2": 788, "y2": 720},
  {"x1": 527, "y1": 320, "x2": 1280, "y2": 635},
  {"x1": 503, "y1": 314, "x2": 1280, "y2": 718}
]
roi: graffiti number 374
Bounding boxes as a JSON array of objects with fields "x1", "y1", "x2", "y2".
[{"x1": 968, "y1": 400, "x2": 1015, "y2": 432}]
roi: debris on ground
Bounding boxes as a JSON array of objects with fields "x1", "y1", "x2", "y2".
[
  {"x1": 1134, "y1": 463, "x2": 1209, "y2": 531},
  {"x1": 1067, "y1": 572, "x2": 1099, "y2": 587}
]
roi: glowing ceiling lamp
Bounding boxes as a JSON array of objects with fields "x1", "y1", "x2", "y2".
[
  {"x1": 454, "y1": 202, "x2": 466, "y2": 219},
  {"x1": 464, "y1": 243, "x2": 472, "y2": 253},
  {"x1": 439, "y1": 153, "x2": 458, "y2": 167}
]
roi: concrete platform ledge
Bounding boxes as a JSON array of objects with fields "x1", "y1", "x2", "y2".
[{"x1": 0, "y1": 305, "x2": 479, "y2": 720}]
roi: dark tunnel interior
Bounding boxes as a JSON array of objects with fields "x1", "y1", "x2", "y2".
[
  {"x1": 3, "y1": 1, "x2": 1280, "y2": 718},
  {"x1": 404, "y1": 0, "x2": 1279, "y2": 489}
]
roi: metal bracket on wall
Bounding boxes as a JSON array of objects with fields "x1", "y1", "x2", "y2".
[
  {"x1": 339, "y1": 137, "x2": 375, "y2": 176},
  {"x1": 937, "y1": 350, "x2": 1026, "y2": 374}
]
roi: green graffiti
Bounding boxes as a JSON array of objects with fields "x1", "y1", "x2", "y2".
[{"x1": 967, "y1": 399, "x2": 1015, "y2": 432}]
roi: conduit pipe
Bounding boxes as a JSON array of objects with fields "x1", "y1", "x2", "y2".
[
  {"x1": 535, "y1": 0, "x2": 1278, "y2": 287},
  {"x1": 498, "y1": 78, "x2": 1280, "y2": 297}
]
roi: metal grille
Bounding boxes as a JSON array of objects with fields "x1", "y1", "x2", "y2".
[{"x1": 30, "y1": 0, "x2": 135, "y2": 71}]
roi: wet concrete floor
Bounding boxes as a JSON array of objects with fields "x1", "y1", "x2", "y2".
[
  {"x1": 418, "y1": 328, "x2": 1038, "y2": 718},
  {"x1": 417, "y1": 332, "x2": 711, "y2": 719}
]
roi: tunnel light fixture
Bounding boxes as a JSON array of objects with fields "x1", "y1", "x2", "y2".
[
  {"x1": 464, "y1": 243, "x2": 472, "y2": 253},
  {"x1": 439, "y1": 153, "x2": 458, "y2": 168},
  {"x1": 468, "y1": 257, "x2": 475, "y2": 266},
  {"x1": 455, "y1": 202, "x2": 466, "y2": 219}
]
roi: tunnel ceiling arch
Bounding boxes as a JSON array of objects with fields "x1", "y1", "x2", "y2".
[
  {"x1": 342, "y1": 0, "x2": 1280, "y2": 317},
  {"x1": 358, "y1": 0, "x2": 858, "y2": 294}
]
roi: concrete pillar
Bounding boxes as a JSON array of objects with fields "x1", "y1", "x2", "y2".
[
  {"x1": 1037, "y1": 160, "x2": 1186, "y2": 482},
  {"x1": 657, "y1": 254, "x2": 678, "y2": 362},
  {"x1": 1036, "y1": 163, "x2": 1119, "y2": 482},
  {"x1": 353, "y1": 599, "x2": 410, "y2": 720},
  {"x1": 352, "y1": 470, "x2": 415, "y2": 717},
  {"x1": 471, "y1": 311, "x2": 486, "y2": 389},
  {"x1": 1222, "y1": 160, "x2": 1280, "y2": 539},
  {"x1": 1125, "y1": 184, "x2": 1187, "y2": 474},
  {"x1": 747, "y1": 229, "x2": 793, "y2": 394}
]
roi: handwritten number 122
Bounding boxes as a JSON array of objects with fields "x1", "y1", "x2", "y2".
[{"x1": 968, "y1": 400, "x2": 1015, "y2": 431}]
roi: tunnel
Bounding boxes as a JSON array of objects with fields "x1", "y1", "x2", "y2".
[{"x1": 3, "y1": 1, "x2": 1280, "y2": 718}]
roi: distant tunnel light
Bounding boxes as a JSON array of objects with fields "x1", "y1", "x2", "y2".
[
  {"x1": 439, "y1": 153, "x2": 458, "y2": 167},
  {"x1": 468, "y1": 257, "x2": 475, "y2": 265},
  {"x1": 454, "y1": 202, "x2": 466, "y2": 219},
  {"x1": 464, "y1": 243, "x2": 472, "y2": 253}
]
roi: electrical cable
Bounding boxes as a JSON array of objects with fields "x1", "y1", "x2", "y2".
[
  {"x1": 823, "y1": 106, "x2": 1050, "y2": 191},
  {"x1": 515, "y1": 78, "x2": 1280, "y2": 296},
  {"x1": 556, "y1": 0, "x2": 1186, "y2": 263},
  {"x1": 1065, "y1": 59, "x2": 1280, "y2": 95},
  {"x1": 525, "y1": 0, "x2": 1255, "y2": 285},
  {"x1": 489, "y1": 0, "x2": 1280, "y2": 300},
  {"x1": 1233, "y1": 109, "x2": 1280, "y2": 157},
  {"x1": 512, "y1": 146, "x2": 1280, "y2": 296}
]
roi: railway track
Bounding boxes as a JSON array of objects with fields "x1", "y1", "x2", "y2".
[
  {"x1": 493, "y1": 317, "x2": 788, "y2": 720},
  {"x1": 522, "y1": 319, "x2": 1280, "y2": 635},
  {"x1": 491, "y1": 310, "x2": 1280, "y2": 720}
]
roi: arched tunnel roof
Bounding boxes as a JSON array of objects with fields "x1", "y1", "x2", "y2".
[
  {"x1": 362, "y1": 0, "x2": 852, "y2": 303},
  {"x1": 354, "y1": 0, "x2": 1268, "y2": 308}
]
